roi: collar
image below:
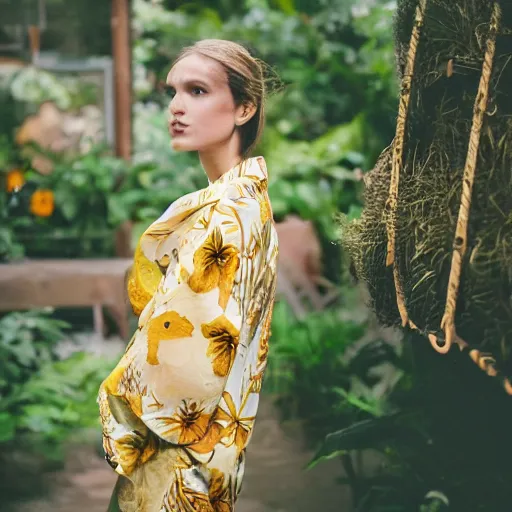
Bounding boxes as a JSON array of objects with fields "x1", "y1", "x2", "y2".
[{"x1": 209, "y1": 156, "x2": 268, "y2": 186}]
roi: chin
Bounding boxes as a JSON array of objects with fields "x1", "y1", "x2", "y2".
[{"x1": 171, "y1": 139, "x2": 196, "y2": 152}]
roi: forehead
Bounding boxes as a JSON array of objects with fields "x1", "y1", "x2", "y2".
[{"x1": 167, "y1": 53, "x2": 228, "y2": 86}]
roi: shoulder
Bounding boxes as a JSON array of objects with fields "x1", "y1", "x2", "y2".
[{"x1": 217, "y1": 178, "x2": 273, "y2": 232}]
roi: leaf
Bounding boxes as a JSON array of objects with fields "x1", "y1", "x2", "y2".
[
  {"x1": 309, "y1": 412, "x2": 426, "y2": 468},
  {"x1": 332, "y1": 387, "x2": 383, "y2": 417},
  {"x1": 348, "y1": 339, "x2": 402, "y2": 385},
  {"x1": 107, "y1": 195, "x2": 131, "y2": 226},
  {"x1": 0, "y1": 412, "x2": 16, "y2": 443},
  {"x1": 274, "y1": 0, "x2": 296, "y2": 15},
  {"x1": 311, "y1": 115, "x2": 365, "y2": 161},
  {"x1": 54, "y1": 186, "x2": 79, "y2": 221},
  {"x1": 9, "y1": 337, "x2": 38, "y2": 367}
]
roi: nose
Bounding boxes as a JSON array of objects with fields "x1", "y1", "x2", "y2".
[{"x1": 170, "y1": 93, "x2": 185, "y2": 117}]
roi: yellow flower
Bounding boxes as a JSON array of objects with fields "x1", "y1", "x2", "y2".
[
  {"x1": 189, "y1": 227, "x2": 239, "y2": 310},
  {"x1": 201, "y1": 315, "x2": 240, "y2": 377},
  {"x1": 30, "y1": 189, "x2": 54, "y2": 217},
  {"x1": 146, "y1": 310, "x2": 194, "y2": 365},
  {"x1": 127, "y1": 243, "x2": 163, "y2": 316},
  {"x1": 188, "y1": 421, "x2": 223, "y2": 455},
  {"x1": 167, "y1": 479, "x2": 214, "y2": 512},
  {"x1": 6, "y1": 169, "x2": 25, "y2": 193},
  {"x1": 157, "y1": 401, "x2": 211, "y2": 445},
  {"x1": 104, "y1": 360, "x2": 147, "y2": 419},
  {"x1": 260, "y1": 199, "x2": 271, "y2": 224},
  {"x1": 209, "y1": 469, "x2": 232, "y2": 512},
  {"x1": 216, "y1": 392, "x2": 255, "y2": 454},
  {"x1": 113, "y1": 429, "x2": 153, "y2": 476},
  {"x1": 258, "y1": 310, "x2": 273, "y2": 367},
  {"x1": 111, "y1": 431, "x2": 157, "y2": 476},
  {"x1": 102, "y1": 363, "x2": 126, "y2": 396},
  {"x1": 139, "y1": 432, "x2": 158, "y2": 465},
  {"x1": 113, "y1": 434, "x2": 140, "y2": 475}
]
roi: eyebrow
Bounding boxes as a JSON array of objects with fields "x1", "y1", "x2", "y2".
[{"x1": 166, "y1": 78, "x2": 211, "y2": 89}]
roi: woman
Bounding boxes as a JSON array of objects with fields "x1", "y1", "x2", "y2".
[{"x1": 98, "y1": 39, "x2": 279, "y2": 511}]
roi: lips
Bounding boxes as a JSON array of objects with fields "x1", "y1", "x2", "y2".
[{"x1": 170, "y1": 120, "x2": 188, "y2": 136}]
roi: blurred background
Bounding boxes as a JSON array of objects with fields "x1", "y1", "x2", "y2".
[{"x1": 0, "y1": 0, "x2": 405, "y2": 511}]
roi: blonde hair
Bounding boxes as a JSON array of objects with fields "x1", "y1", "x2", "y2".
[{"x1": 174, "y1": 39, "x2": 279, "y2": 160}]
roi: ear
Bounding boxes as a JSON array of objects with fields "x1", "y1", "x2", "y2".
[{"x1": 235, "y1": 102, "x2": 257, "y2": 127}]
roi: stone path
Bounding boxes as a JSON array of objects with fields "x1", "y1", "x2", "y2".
[
  {"x1": 10, "y1": 396, "x2": 348, "y2": 512},
  {"x1": 7, "y1": 331, "x2": 349, "y2": 511}
]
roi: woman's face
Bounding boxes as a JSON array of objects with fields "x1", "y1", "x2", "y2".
[{"x1": 166, "y1": 53, "x2": 241, "y2": 153}]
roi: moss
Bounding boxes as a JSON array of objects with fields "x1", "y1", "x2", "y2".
[{"x1": 342, "y1": 0, "x2": 512, "y2": 377}]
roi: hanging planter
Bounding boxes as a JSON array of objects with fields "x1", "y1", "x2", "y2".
[{"x1": 341, "y1": 0, "x2": 512, "y2": 391}]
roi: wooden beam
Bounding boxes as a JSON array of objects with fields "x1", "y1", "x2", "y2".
[
  {"x1": 111, "y1": 0, "x2": 132, "y2": 161},
  {"x1": 111, "y1": 0, "x2": 134, "y2": 258}
]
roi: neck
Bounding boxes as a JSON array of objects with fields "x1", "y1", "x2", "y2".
[{"x1": 198, "y1": 132, "x2": 243, "y2": 183}]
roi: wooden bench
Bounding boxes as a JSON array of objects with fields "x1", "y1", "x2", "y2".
[
  {"x1": 0, "y1": 259, "x2": 133, "y2": 339},
  {"x1": 0, "y1": 218, "x2": 339, "y2": 340}
]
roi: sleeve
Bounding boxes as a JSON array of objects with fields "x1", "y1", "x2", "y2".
[{"x1": 99, "y1": 187, "x2": 262, "y2": 476}]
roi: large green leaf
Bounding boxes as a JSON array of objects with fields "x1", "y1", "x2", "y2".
[{"x1": 309, "y1": 412, "x2": 426, "y2": 468}]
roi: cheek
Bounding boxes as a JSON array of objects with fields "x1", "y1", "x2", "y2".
[
  {"x1": 171, "y1": 96, "x2": 237, "y2": 152},
  {"x1": 194, "y1": 98, "x2": 236, "y2": 137}
]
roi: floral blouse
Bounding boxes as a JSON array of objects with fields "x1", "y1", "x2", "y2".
[{"x1": 98, "y1": 156, "x2": 278, "y2": 511}]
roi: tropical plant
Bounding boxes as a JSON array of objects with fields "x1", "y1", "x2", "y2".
[
  {"x1": 0, "y1": 309, "x2": 116, "y2": 499},
  {"x1": 266, "y1": 294, "x2": 395, "y2": 449},
  {"x1": 310, "y1": 331, "x2": 512, "y2": 512}
]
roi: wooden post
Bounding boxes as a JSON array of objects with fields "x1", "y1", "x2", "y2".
[
  {"x1": 111, "y1": 0, "x2": 133, "y2": 258},
  {"x1": 111, "y1": 0, "x2": 132, "y2": 161}
]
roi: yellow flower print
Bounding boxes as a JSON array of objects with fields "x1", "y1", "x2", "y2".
[
  {"x1": 129, "y1": 246, "x2": 163, "y2": 313},
  {"x1": 209, "y1": 469, "x2": 232, "y2": 512},
  {"x1": 127, "y1": 243, "x2": 163, "y2": 315},
  {"x1": 113, "y1": 434, "x2": 141, "y2": 475},
  {"x1": 201, "y1": 315, "x2": 240, "y2": 377},
  {"x1": 187, "y1": 421, "x2": 223, "y2": 455},
  {"x1": 101, "y1": 363, "x2": 126, "y2": 396},
  {"x1": 113, "y1": 429, "x2": 157, "y2": 476},
  {"x1": 168, "y1": 477, "x2": 215, "y2": 512},
  {"x1": 257, "y1": 313, "x2": 273, "y2": 367},
  {"x1": 140, "y1": 432, "x2": 159, "y2": 465},
  {"x1": 188, "y1": 227, "x2": 239, "y2": 310},
  {"x1": 146, "y1": 310, "x2": 194, "y2": 365},
  {"x1": 260, "y1": 199, "x2": 271, "y2": 224},
  {"x1": 157, "y1": 401, "x2": 211, "y2": 445},
  {"x1": 216, "y1": 392, "x2": 255, "y2": 454}
]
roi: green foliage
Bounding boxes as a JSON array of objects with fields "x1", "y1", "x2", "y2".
[
  {"x1": 265, "y1": 115, "x2": 366, "y2": 239},
  {"x1": 309, "y1": 331, "x2": 512, "y2": 511},
  {"x1": 6, "y1": 352, "x2": 112, "y2": 447},
  {"x1": 0, "y1": 309, "x2": 114, "y2": 454},
  {"x1": 133, "y1": 0, "x2": 398, "y2": 159},
  {"x1": 7, "y1": 66, "x2": 99, "y2": 113},
  {"x1": 266, "y1": 297, "x2": 390, "y2": 447},
  {"x1": 3, "y1": 145, "x2": 125, "y2": 259},
  {"x1": 2, "y1": 0, "x2": 397, "y2": 261}
]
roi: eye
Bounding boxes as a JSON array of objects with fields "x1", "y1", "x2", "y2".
[
  {"x1": 165, "y1": 85, "x2": 176, "y2": 99},
  {"x1": 191, "y1": 86, "x2": 207, "y2": 95}
]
